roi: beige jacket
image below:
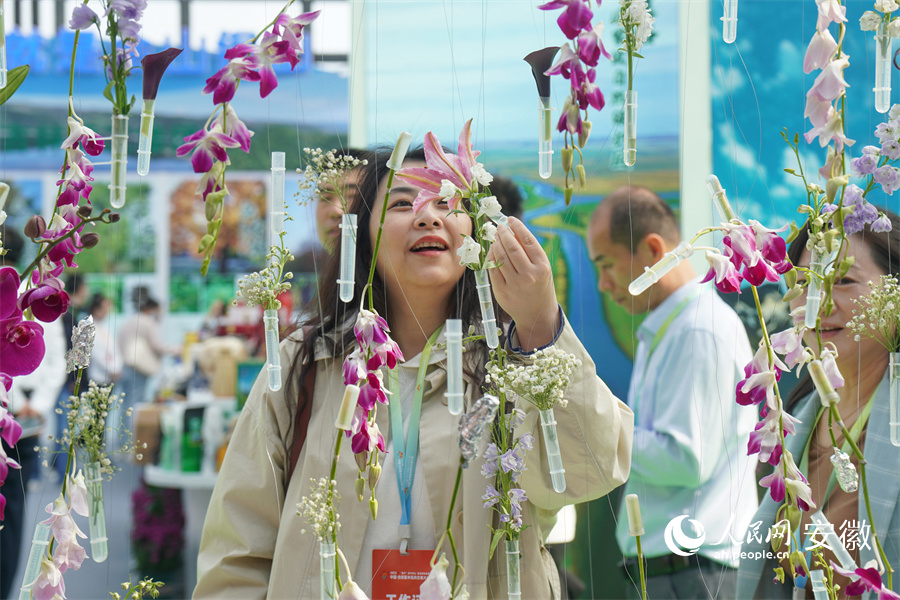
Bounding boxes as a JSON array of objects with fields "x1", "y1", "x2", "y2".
[{"x1": 194, "y1": 316, "x2": 633, "y2": 599}]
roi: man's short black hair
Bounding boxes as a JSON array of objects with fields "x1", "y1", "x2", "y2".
[{"x1": 596, "y1": 186, "x2": 680, "y2": 253}]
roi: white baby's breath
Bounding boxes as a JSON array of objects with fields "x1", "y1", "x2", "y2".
[{"x1": 488, "y1": 346, "x2": 581, "y2": 410}]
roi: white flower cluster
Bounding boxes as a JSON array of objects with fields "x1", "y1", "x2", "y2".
[
  {"x1": 235, "y1": 256, "x2": 293, "y2": 309},
  {"x1": 297, "y1": 477, "x2": 341, "y2": 541},
  {"x1": 847, "y1": 275, "x2": 900, "y2": 351},
  {"x1": 487, "y1": 347, "x2": 582, "y2": 410},
  {"x1": 51, "y1": 380, "x2": 138, "y2": 475},
  {"x1": 861, "y1": 0, "x2": 900, "y2": 36},
  {"x1": 296, "y1": 147, "x2": 367, "y2": 207},
  {"x1": 619, "y1": 0, "x2": 655, "y2": 51}
]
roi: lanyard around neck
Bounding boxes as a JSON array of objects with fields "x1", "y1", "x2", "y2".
[{"x1": 387, "y1": 326, "x2": 442, "y2": 527}]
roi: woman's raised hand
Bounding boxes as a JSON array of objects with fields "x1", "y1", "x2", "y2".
[{"x1": 486, "y1": 217, "x2": 560, "y2": 352}]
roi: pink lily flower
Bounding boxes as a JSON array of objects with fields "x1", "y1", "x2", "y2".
[
  {"x1": 804, "y1": 29, "x2": 838, "y2": 74},
  {"x1": 176, "y1": 125, "x2": 241, "y2": 174},
  {"x1": 538, "y1": 0, "x2": 593, "y2": 39},
  {"x1": 816, "y1": 0, "x2": 847, "y2": 30},
  {"x1": 700, "y1": 249, "x2": 743, "y2": 294},
  {"x1": 18, "y1": 277, "x2": 70, "y2": 323},
  {"x1": 214, "y1": 104, "x2": 254, "y2": 153},
  {"x1": 748, "y1": 408, "x2": 800, "y2": 465},
  {"x1": 203, "y1": 56, "x2": 262, "y2": 105},
  {"x1": 808, "y1": 55, "x2": 851, "y2": 102},
  {"x1": 832, "y1": 562, "x2": 900, "y2": 599},
  {"x1": 736, "y1": 346, "x2": 787, "y2": 408},
  {"x1": 396, "y1": 119, "x2": 486, "y2": 213}
]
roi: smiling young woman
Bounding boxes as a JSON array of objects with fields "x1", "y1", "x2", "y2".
[{"x1": 193, "y1": 146, "x2": 634, "y2": 599}]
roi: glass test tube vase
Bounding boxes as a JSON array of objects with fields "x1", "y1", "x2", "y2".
[
  {"x1": 85, "y1": 461, "x2": 108, "y2": 563},
  {"x1": 264, "y1": 309, "x2": 282, "y2": 392},
  {"x1": 136, "y1": 99, "x2": 155, "y2": 176},
  {"x1": 109, "y1": 114, "x2": 129, "y2": 209},
  {"x1": 445, "y1": 319, "x2": 464, "y2": 415},
  {"x1": 875, "y1": 18, "x2": 892, "y2": 114},
  {"x1": 18, "y1": 523, "x2": 51, "y2": 600},
  {"x1": 474, "y1": 269, "x2": 499, "y2": 349},
  {"x1": 623, "y1": 90, "x2": 637, "y2": 167},
  {"x1": 320, "y1": 540, "x2": 336, "y2": 600},
  {"x1": 540, "y1": 408, "x2": 567, "y2": 493},
  {"x1": 506, "y1": 539, "x2": 521, "y2": 600},
  {"x1": 722, "y1": 0, "x2": 738, "y2": 44},
  {"x1": 338, "y1": 214, "x2": 357, "y2": 303},
  {"x1": 891, "y1": 351, "x2": 900, "y2": 447},
  {"x1": 538, "y1": 97, "x2": 552, "y2": 179}
]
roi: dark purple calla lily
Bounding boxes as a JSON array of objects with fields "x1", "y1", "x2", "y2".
[{"x1": 141, "y1": 48, "x2": 183, "y2": 100}]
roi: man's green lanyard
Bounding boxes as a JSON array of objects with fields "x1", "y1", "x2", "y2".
[
  {"x1": 633, "y1": 287, "x2": 702, "y2": 422},
  {"x1": 387, "y1": 327, "x2": 442, "y2": 532}
]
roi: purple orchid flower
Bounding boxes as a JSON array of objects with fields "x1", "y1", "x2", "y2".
[
  {"x1": 831, "y1": 562, "x2": 900, "y2": 599},
  {"x1": 18, "y1": 278, "x2": 70, "y2": 323},
  {"x1": 176, "y1": 126, "x2": 241, "y2": 174},
  {"x1": 736, "y1": 346, "x2": 787, "y2": 408},
  {"x1": 350, "y1": 420, "x2": 385, "y2": 455},
  {"x1": 41, "y1": 208, "x2": 84, "y2": 268},
  {"x1": 0, "y1": 317, "x2": 46, "y2": 378},
  {"x1": 701, "y1": 249, "x2": 744, "y2": 294},
  {"x1": 770, "y1": 328, "x2": 807, "y2": 370},
  {"x1": 576, "y1": 24, "x2": 611, "y2": 67},
  {"x1": 214, "y1": 104, "x2": 254, "y2": 153},
  {"x1": 538, "y1": 0, "x2": 594, "y2": 39},
  {"x1": 203, "y1": 57, "x2": 262, "y2": 105},
  {"x1": 273, "y1": 10, "x2": 321, "y2": 55},
  {"x1": 225, "y1": 32, "x2": 296, "y2": 98},
  {"x1": 141, "y1": 48, "x2": 183, "y2": 100},
  {"x1": 32, "y1": 558, "x2": 65, "y2": 600},
  {"x1": 748, "y1": 408, "x2": 800, "y2": 465},
  {"x1": 759, "y1": 450, "x2": 814, "y2": 510},
  {"x1": 807, "y1": 55, "x2": 850, "y2": 103}
]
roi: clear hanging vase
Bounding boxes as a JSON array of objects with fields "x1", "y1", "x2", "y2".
[
  {"x1": 538, "y1": 96, "x2": 553, "y2": 179},
  {"x1": 338, "y1": 213, "x2": 357, "y2": 303},
  {"x1": 539, "y1": 408, "x2": 566, "y2": 493},
  {"x1": 320, "y1": 540, "x2": 336, "y2": 600},
  {"x1": 264, "y1": 309, "x2": 282, "y2": 392},
  {"x1": 136, "y1": 99, "x2": 155, "y2": 176},
  {"x1": 18, "y1": 523, "x2": 51, "y2": 600},
  {"x1": 810, "y1": 569, "x2": 828, "y2": 600},
  {"x1": 109, "y1": 114, "x2": 129, "y2": 209},
  {"x1": 506, "y1": 539, "x2": 521, "y2": 600},
  {"x1": 875, "y1": 18, "x2": 892, "y2": 114},
  {"x1": 270, "y1": 151, "x2": 286, "y2": 244},
  {"x1": 890, "y1": 352, "x2": 900, "y2": 447},
  {"x1": 445, "y1": 319, "x2": 464, "y2": 415},
  {"x1": 85, "y1": 461, "x2": 108, "y2": 563},
  {"x1": 474, "y1": 269, "x2": 498, "y2": 349},
  {"x1": 722, "y1": 0, "x2": 738, "y2": 44},
  {"x1": 628, "y1": 241, "x2": 693, "y2": 296},
  {"x1": 623, "y1": 90, "x2": 637, "y2": 167}
]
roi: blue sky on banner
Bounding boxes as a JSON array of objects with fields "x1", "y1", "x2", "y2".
[
  {"x1": 711, "y1": 0, "x2": 899, "y2": 230},
  {"x1": 362, "y1": 0, "x2": 679, "y2": 148}
]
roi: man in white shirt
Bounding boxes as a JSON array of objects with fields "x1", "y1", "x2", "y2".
[{"x1": 587, "y1": 186, "x2": 758, "y2": 599}]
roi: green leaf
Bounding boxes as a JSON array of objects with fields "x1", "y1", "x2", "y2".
[
  {"x1": 0, "y1": 65, "x2": 31, "y2": 106},
  {"x1": 632, "y1": 52, "x2": 645, "y2": 59},
  {"x1": 103, "y1": 80, "x2": 115, "y2": 104},
  {"x1": 488, "y1": 530, "x2": 504, "y2": 560}
]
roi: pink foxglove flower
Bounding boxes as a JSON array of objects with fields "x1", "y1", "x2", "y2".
[
  {"x1": 748, "y1": 408, "x2": 800, "y2": 465},
  {"x1": 804, "y1": 106, "x2": 854, "y2": 150},
  {"x1": 420, "y1": 554, "x2": 452, "y2": 600},
  {"x1": 815, "y1": 0, "x2": 847, "y2": 30},
  {"x1": 803, "y1": 29, "x2": 838, "y2": 74},
  {"x1": 808, "y1": 55, "x2": 851, "y2": 102}
]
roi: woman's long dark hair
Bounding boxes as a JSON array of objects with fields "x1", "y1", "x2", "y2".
[
  {"x1": 783, "y1": 208, "x2": 900, "y2": 414},
  {"x1": 283, "y1": 147, "x2": 485, "y2": 439}
]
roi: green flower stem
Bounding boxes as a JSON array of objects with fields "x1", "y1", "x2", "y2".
[
  {"x1": 252, "y1": 0, "x2": 298, "y2": 43},
  {"x1": 328, "y1": 431, "x2": 344, "y2": 592},
  {"x1": 21, "y1": 211, "x2": 116, "y2": 278},
  {"x1": 367, "y1": 169, "x2": 396, "y2": 311},
  {"x1": 635, "y1": 535, "x2": 647, "y2": 600},
  {"x1": 827, "y1": 403, "x2": 892, "y2": 587},
  {"x1": 433, "y1": 461, "x2": 465, "y2": 590},
  {"x1": 48, "y1": 369, "x2": 83, "y2": 557}
]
